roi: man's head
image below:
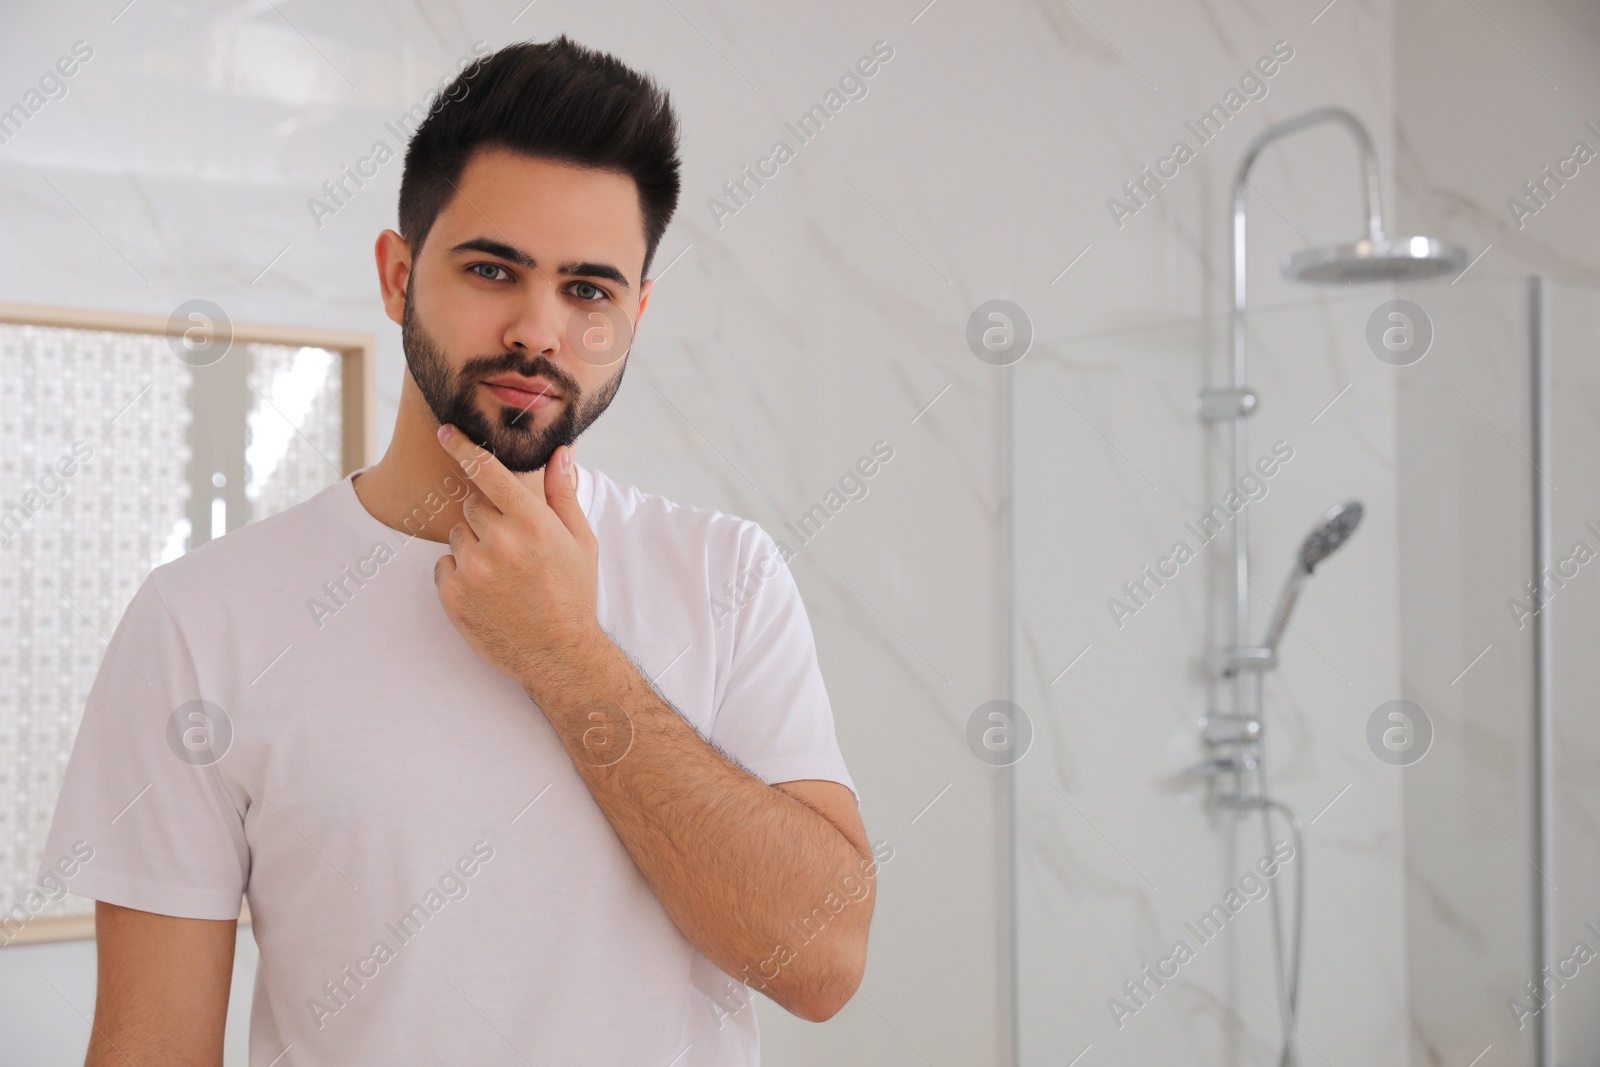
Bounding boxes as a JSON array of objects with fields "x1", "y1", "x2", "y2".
[{"x1": 377, "y1": 36, "x2": 681, "y2": 472}]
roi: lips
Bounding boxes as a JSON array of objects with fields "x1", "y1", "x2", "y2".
[{"x1": 483, "y1": 374, "x2": 560, "y2": 400}]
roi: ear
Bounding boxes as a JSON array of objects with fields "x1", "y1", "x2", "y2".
[
  {"x1": 375, "y1": 229, "x2": 413, "y2": 327},
  {"x1": 634, "y1": 277, "x2": 653, "y2": 331}
]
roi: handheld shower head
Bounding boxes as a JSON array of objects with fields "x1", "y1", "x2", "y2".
[
  {"x1": 1299, "y1": 500, "x2": 1364, "y2": 572},
  {"x1": 1261, "y1": 501, "x2": 1365, "y2": 654}
]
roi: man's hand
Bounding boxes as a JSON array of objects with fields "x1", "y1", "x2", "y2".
[
  {"x1": 433, "y1": 425, "x2": 606, "y2": 698},
  {"x1": 435, "y1": 425, "x2": 873, "y2": 1021}
]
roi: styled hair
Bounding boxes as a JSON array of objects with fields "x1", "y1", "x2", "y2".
[{"x1": 398, "y1": 35, "x2": 682, "y2": 278}]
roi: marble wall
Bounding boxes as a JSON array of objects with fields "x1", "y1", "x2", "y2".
[
  {"x1": 1395, "y1": 2, "x2": 1600, "y2": 1064},
  {"x1": 1012, "y1": 0, "x2": 1600, "y2": 1064},
  {"x1": 1012, "y1": 290, "x2": 1410, "y2": 1065},
  {"x1": 1008, "y1": 3, "x2": 1413, "y2": 1066}
]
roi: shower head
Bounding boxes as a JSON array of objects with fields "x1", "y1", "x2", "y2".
[
  {"x1": 1281, "y1": 235, "x2": 1467, "y2": 285},
  {"x1": 1236, "y1": 109, "x2": 1468, "y2": 287},
  {"x1": 1298, "y1": 500, "x2": 1364, "y2": 573},
  {"x1": 1259, "y1": 501, "x2": 1365, "y2": 656}
]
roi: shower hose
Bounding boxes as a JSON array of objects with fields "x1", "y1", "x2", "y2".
[{"x1": 1218, "y1": 787, "x2": 1305, "y2": 1067}]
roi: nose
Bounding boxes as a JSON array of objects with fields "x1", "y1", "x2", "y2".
[{"x1": 501, "y1": 268, "x2": 566, "y2": 358}]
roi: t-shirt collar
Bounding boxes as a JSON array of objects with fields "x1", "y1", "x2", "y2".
[{"x1": 339, "y1": 459, "x2": 595, "y2": 546}]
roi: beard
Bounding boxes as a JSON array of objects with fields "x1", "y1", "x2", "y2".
[{"x1": 401, "y1": 279, "x2": 627, "y2": 473}]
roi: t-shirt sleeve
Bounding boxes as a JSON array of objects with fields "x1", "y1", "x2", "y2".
[
  {"x1": 34, "y1": 573, "x2": 249, "y2": 920},
  {"x1": 709, "y1": 523, "x2": 858, "y2": 803}
]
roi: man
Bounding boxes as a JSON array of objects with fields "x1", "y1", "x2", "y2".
[{"x1": 39, "y1": 35, "x2": 877, "y2": 1066}]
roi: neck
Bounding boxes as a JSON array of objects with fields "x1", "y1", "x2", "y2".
[{"x1": 353, "y1": 371, "x2": 549, "y2": 544}]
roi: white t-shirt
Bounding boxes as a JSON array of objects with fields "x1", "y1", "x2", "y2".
[{"x1": 37, "y1": 461, "x2": 856, "y2": 1066}]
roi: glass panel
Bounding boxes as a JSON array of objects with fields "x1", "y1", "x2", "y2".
[
  {"x1": 1395, "y1": 277, "x2": 1539, "y2": 1065},
  {"x1": 1549, "y1": 281, "x2": 1600, "y2": 1062},
  {"x1": 245, "y1": 343, "x2": 344, "y2": 522},
  {"x1": 1009, "y1": 277, "x2": 1567, "y2": 1064}
]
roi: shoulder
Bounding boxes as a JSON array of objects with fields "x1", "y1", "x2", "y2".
[
  {"x1": 586, "y1": 465, "x2": 787, "y2": 570},
  {"x1": 144, "y1": 481, "x2": 347, "y2": 611},
  {"x1": 585, "y1": 467, "x2": 809, "y2": 653}
]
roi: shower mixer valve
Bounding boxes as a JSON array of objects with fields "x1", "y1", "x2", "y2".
[
  {"x1": 1210, "y1": 646, "x2": 1277, "y2": 676},
  {"x1": 1195, "y1": 386, "x2": 1259, "y2": 422},
  {"x1": 1190, "y1": 712, "x2": 1261, "y2": 779},
  {"x1": 1199, "y1": 711, "x2": 1261, "y2": 747}
]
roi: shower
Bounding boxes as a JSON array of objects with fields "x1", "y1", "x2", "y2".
[
  {"x1": 1257, "y1": 501, "x2": 1364, "y2": 659},
  {"x1": 1191, "y1": 106, "x2": 1467, "y2": 1067}
]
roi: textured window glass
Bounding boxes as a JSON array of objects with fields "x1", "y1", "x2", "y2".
[
  {"x1": 246, "y1": 343, "x2": 343, "y2": 522},
  {"x1": 0, "y1": 324, "x2": 346, "y2": 933},
  {"x1": 0, "y1": 324, "x2": 191, "y2": 930}
]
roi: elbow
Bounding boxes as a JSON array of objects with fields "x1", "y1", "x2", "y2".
[{"x1": 795, "y1": 938, "x2": 868, "y2": 1023}]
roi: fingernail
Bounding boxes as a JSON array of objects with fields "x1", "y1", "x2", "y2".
[
  {"x1": 438, "y1": 425, "x2": 452, "y2": 443},
  {"x1": 560, "y1": 448, "x2": 571, "y2": 473}
]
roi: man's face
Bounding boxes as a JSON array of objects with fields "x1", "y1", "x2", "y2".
[{"x1": 400, "y1": 148, "x2": 651, "y2": 472}]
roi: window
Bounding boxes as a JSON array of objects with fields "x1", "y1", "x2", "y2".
[{"x1": 0, "y1": 302, "x2": 372, "y2": 944}]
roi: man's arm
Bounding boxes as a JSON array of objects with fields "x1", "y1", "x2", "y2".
[
  {"x1": 534, "y1": 636, "x2": 874, "y2": 1023},
  {"x1": 85, "y1": 901, "x2": 236, "y2": 1066},
  {"x1": 428, "y1": 431, "x2": 875, "y2": 1021}
]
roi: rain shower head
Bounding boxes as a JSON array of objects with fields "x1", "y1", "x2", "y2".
[
  {"x1": 1233, "y1": 108, "x2": 1469, "y2": 288},
  {"x1": 1299, "y1": 500, "x2": 1364, "y2": 573},
  {"x1": 1281, "y1": 235, "x2": 1467, "y2": 285}
]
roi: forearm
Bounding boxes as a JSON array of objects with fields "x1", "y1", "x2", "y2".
[{"x1": 524, "y1": 630, "x2": 873, "y2": 1020}]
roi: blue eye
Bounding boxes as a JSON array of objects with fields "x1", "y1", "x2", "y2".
[
  {"x1": 572, "y1": 281, "x2": 606, "y2": 302},
  {"x1": 470, "y1": 263, "x2": 509, "y2": 282}
]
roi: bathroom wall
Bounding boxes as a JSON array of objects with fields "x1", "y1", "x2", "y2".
[
  {"x1": 1392, "y1": 277, "x2": 1540, "y2": 1067},
  {"x1": 1394, "y1": 2, "x2": 1600, "y2": 1064},
  {"x1": 1393, "y1": 278, "x2": 1600, "y2": 1064},
  {"x1": 1014, "y1": 1, "x2": 1599, "y2": 1065},
  {"x1": 1012, "y1": 288, "x2": 1410, "y2": 1064},
  {"x1": 1005, "y1": 2, "x2": 1423, "y2": 1065}
]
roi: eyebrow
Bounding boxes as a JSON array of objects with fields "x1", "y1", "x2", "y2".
[{"x1": 446, "y1": 237, "x2": 631, "y2": 292}]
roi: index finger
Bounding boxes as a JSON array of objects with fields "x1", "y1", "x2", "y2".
[{"x1": 437, "y1": 424, "x2": 535, "y2": 516}]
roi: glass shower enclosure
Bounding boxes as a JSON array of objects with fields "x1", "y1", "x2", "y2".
[{"x1": 1008, "y1": 276, "x2": 1600, "y2": 1066}]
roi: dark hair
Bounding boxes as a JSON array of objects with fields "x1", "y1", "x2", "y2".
[{"x1": 398, "y1": 35, "x2": 681, "y2": 278}]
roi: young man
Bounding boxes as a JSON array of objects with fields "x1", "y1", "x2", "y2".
[{"x1": 39, "y1": 36, "x2": 876, "y2": 1066}]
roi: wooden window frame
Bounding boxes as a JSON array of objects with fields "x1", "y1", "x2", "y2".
[{"x1": 0, "y1": 301, "x2": 375, "y2": 943}]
